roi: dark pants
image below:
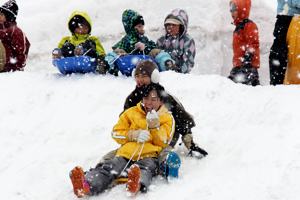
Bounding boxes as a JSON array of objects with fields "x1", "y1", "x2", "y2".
[
  {"x1": 269, "y1": 15, "x2": 293, "y2": 85},
  {"x1": 85, "y1": 156, "x2": 158, "y2": 195}
]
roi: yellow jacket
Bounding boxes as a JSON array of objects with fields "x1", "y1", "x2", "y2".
[
  {"x1": 285, "y1": 16, "x2": 300, "y2": 84},
  {"x1": 58, "y1": 11, "x2": 105, "y2": 56},
  {"x1": 112, "y1": 102, "x2": 175, "y2": 161}
]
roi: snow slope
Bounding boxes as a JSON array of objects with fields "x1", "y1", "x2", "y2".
[{"x1": 1, "y1": 0, "x2": 300, "y2": 200}]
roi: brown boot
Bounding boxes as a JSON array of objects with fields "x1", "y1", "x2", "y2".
[
  {"x1": 126, "y1": 164, "x2": 141, "y2": 194},
  {"x1": 69, "y1": 166, "x2": 90, "y2": 198}
]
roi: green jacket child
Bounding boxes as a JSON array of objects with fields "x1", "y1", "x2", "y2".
[{"x1": 112, "y1": 9, "x2": 156, "y2": 55}]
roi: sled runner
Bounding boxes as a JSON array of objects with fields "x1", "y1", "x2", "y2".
[{"x1": 52, "y1": 56, "x2": 97, "y2": 75}]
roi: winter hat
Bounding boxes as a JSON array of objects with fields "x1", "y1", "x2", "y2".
[
  {"x1": 132, "y1": 15, "x2": 145, "y2": 27},
  {"x1": 0, "y1": 0, "x2": 18, "y2": 22},
  {"x1": 68, "y1": 13, "x2": 91, "y2": 34},
  {"x1": 133, "y1": 60, "x2": 160, "y2": 83},
  {"x1": 164, "y1": 17, "x2": 182, "y2": 25}
]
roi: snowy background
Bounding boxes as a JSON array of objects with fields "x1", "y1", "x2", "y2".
[{"x1": 1, "y1": 0, "x2": 300, "y2": 200}]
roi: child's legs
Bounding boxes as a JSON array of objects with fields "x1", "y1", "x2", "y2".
[
  {"x1": 0, "y1": 41, "x2": 6, "y2": 72},
  {"x1": 85, "y1": 156, "x2": 128, "y2": 195},
  {"x1": 269, "y1": 15, "x2": 293, "y2": 85},
  {"x1": 135, "y1": 158, "x2": 158, "y2": 188}
]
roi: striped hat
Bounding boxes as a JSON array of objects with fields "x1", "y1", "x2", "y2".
[{"x1": 0, "y1": 0, "x2": 18, "y2": 22}]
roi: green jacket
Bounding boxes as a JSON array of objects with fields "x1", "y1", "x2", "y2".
[
  {"x1": 58, "y1": 11, "x2": 105, "y2": 56},
  {"x1": 112, "y1": 9, "x2": 156, "y2": 55}
]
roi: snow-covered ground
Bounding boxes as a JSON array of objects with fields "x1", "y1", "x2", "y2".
[{"x1": 1, "y1": 0, "x2": 300, "y2": 200}]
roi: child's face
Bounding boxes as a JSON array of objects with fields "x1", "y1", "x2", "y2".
[
  {"x1": 165, "y1": 23, "x2": 180, "y2": 36},
  {"x1": 230, "y1": 2, "x2": 238, "y2": 20},
  {"x1": 0, "y1": 13, "x2": 6, "y2": 24},
  {"x1": 74, "y1": 23, "x2": 89, "y2": 35},
  {"x1": 134, "y1": 24, "x2": 145, "y2": 35},
  {"x1": 135, "y1": 73, "x2": 151, "y2": 88},
  {"x1": 142, "y1": 90, "x2": 162, "y2": 112}
]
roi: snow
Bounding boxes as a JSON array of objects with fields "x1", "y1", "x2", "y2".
[{"x1": 1, "y1": 0, "x2": 300, "y2": 199}]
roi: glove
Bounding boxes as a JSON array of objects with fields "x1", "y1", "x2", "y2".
[
  {"x1": 52, "y1": 48, "x2": 62, "y2": 59},
  {"x1": 134, "y1": 42, "x2": 146, "y2": 51},
  {"x1": 146, "y1": 110, "x2": 160, "y2": 129},
  {"x1": 128, "y1": 130, "x2": 150, "y2": 143},
  {"x1": 74, "y1": 45, "x2": 84, "y2": 56},
  {"x1": 113, "y1": 48, "x2": 127, "y2": 56},
  {"x1": 137, "y1": 130, "x2": 150, "y2": 143},
  {"x1": 165, "y1": 60, "x2": 176, "y2": 71}
]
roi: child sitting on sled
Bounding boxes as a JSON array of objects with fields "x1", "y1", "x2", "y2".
[
  {"x1": 69, "y1": 83, "x2": 174, "y2": 197},
  {"x1": 52, "y1": 11, "x2": 108, "y2": 74},
  {"x1": 106, "y1": 9, "x2": 176, "y2": 75},
  {"x1": 154, "y1": 9, "x2": 196, "y2": 73}
]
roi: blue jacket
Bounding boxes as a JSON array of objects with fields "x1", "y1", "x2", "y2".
[{"x1": 277, "y1": 0, "x2": 300, "y2": 16}]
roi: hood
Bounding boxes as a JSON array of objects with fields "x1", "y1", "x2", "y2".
[
  {"x1": 164, "y1": 9, "x2": 189, "y2": 37},
  {"x1": 231, "y1": 0, "x2": 251, "y2": 25},
  {"x1": 122, "y1": 9, "x2": 144, "y2": 35},
  {"x1": 68, "y1": 11, "x2": 92, "y2": 34}
]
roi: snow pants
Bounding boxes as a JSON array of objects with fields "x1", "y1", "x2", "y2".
[
  {"x1": 0, "y1": 41, "x2": 6, "y2": 72},
  {"x1": 85, "y1": 156, "x2": 158, "y2": 195},
  {"x1": 269, "y1": 15, "x2": 293, "y2": 85}
]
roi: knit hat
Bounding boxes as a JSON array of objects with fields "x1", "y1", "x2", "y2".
[
  {"x1": 0, "y1": 0, "x2": 18, "y2": 22},
  {"x1": 164, "y1": 17, "x2": 182, "y2": 25},
  {"x1": 133, "y1": 60, "x2": 160, "y2": 83}
]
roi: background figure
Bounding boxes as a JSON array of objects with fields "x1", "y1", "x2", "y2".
[
  {"x1": 284, "y1": 15, "x2": 300, "y2": 84},
  {"x1": 156, "y1": 9, "x2": 196, "y2": 73},
  {"x1": 269, "y1": 0, "x2": 300, "y2": 85},
  {"x1": 0, "y1": 0, "x2": 30, "y2": 72},
  {"x1": 52, "y1": 11, "x2": 107, "y2": 74},
  {"x1": 228, "y1": 0, "x2": 260, "y2": 86},
  {"x1": 112, "y1": 9, "x2": 156, "y2": 55}
]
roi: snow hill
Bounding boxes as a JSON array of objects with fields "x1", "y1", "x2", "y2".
[{"x1": 1, "y1": 0, "x2": 299, "y2": 200}]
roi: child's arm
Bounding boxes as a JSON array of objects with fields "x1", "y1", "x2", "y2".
[
  {"x1": 89, "y1": 36, "x2": 105, "y2": 57},
  {"x1": 10, "y1": 28, "x2": 30, "y2": 71},
  {"x1": 179, "y1": 38, "x2": 196, "y2": 73},
  {"x1": 244, "y1": 23, "x2": 260, "y2": 68}
]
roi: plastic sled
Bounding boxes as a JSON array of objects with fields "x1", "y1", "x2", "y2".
[
  {"x1": 115, "y1": 55, "x2": 154, "y2": 76},
  {"x1": 162, "y1": 151, "x2": 181, "y2": 179},
  {"x1": 52, "y1": 56, "x2": 97, "y2": 75}
]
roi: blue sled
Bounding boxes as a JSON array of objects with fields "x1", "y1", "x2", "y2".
[
  {"x1": 105, "y1": 52, "x2": 154, "y2": 76},
  {"x1": 52, "y1": 56, "x2": 97, "y2": 75},
  {"x1": 163, "y1": 151, "x2": 181, "y2": 179},
  {"x1": 115, "y1": 55, "x2": 154, "y2": 76}
]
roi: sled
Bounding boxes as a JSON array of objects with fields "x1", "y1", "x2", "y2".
[
  {"x1": 114, "y1": 54, "x2": 154, "y2": 76},
  {"x1": 52, "y1": 56, "x2": 97, "y2": 75}
]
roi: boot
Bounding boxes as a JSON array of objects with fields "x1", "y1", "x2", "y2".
[
  {"x1": 126, "y1": 164, "x2": 141, "y2": 194},
  {"x1": 69, "y1": 166, "x2": 90, "y2": 198}
]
